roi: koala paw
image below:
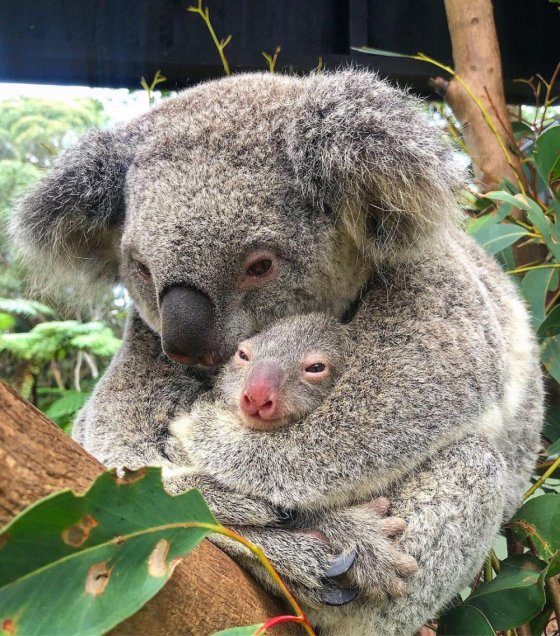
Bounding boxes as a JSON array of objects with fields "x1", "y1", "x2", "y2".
[
  {"x1": 211, "y1": 526, "x2": 359, "y2": 609},
  {"x1": 319, "y1": 497, "x2": 419, "y2": 601}
]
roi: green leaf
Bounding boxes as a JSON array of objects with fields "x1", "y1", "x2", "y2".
[
  {"x1": 463, "y1": 555, "x2": 547, "y2": 630},
  {"x1": 534, "y1": 125, "x2": 560, "y2": 184},
  {"x1": 543, "y1": 550, "x2": 560, "y2": 579},
  {"x1": 466, "y1": 203, "x2": 511, "y2": 238},
  {"x1": 350, "y1": 46, "x2": 411, "y2": 59},
  {"x1": 542, "y1": 334, "x2": 560, "y2": 383},
  {"x1": 511, "y1": 121, "x2": 534, "y2": 142},
  {"x1": 486, "y1": 190, "x2": 560, "y2": 262},
  {"x1": 45, "y1": 390, "x2": 90, "y2": 423},
  {"x1": 485, "y1": 190, "x2": 534, "y2": 211},
  {"x1": 529, "y1": 607, "x2": 555, "y2": 636},
  {"x1": 511, "y1": 493, "x2": 560, "y2": 559},
  {"x1": 485, "y1": 191, "x2": 560, "y2": 259},
  {"x1": 0, "y1": 467, "x2": 218, "y2": 636},
  {"x1": 471, "y1": 222, "x2": 529, "y2": 255},
  {"x1": 212, "y1": 625, "x2": 264, "y2": 636},
  {"x1": 538, "y1": 304, "x2": 560, "y2": 338},
  {"x1": 520, "y1": 267, "x2": 557, "y2": 328},
  {"x1": 70, "y1": 328, "x2": 122, "y2": 357},
  {"x1": 437, "y1": 605, "x2": 494, "y2": 635},
  {"x1": 0, "y1": 312, "x2": 15, "y2": 331},
  {"x1": 548, "y1": 438, "x2": 560, "y2": 455},
  {"x1": 0, "y1": 298, "x2": 56, "y2": 319},
  {"x1": 544, "y1": 405, "x2": 560, "y2": 443}
]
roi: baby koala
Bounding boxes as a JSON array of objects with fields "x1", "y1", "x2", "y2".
[
  {"x1": 166, "y1": 313, "x2": 416, "y2": 610},
  {"x1": 171, "y1": 312, "x2": 350, "y2": 440}
]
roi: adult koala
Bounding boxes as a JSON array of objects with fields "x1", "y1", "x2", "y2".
[{"x1": 13, "y1": 71, "x2": 542, "y2": 635}]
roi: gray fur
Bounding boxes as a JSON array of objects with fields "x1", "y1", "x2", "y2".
[{"x1": 12, "y1": 70, "x2": 543, "y2": 635}]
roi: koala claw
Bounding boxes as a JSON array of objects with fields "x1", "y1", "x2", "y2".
[
  {"x1": 324, "y1": 548, "x2": 357, "y2": 578},
  {"x1": 323, "y1": 586, "x2": 358, "y2": 606}
]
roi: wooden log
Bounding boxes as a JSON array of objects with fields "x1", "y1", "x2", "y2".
[{"x1": 0, "y1": 381, "x2": 298, "y2": 635}]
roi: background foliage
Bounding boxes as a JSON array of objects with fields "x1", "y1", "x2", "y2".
[{"x1": 0, "y1": 97, "x2": 125, "y2": 429}]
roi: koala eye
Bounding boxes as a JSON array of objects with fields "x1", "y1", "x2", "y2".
[
  {"x1": 133, "y1": 259, "x2": 152, "y2": 282},
  {"x1": 302, "y1": 358, "x2": 330, "y2": 382},
  {"x1": 241, "y1": 252, "x2": 277, "y2": 287},
  {"x1": 306, "y1": 363, "x2": 326, "y2": 373},
  {"x1": 237, "y1": 348, "x2": 251, "y2": 362},
  {"x1": 247, "y1": 259, "x2": 272, "y2": 277}
]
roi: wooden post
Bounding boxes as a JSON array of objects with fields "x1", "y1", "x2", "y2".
[{"x1": 0, "y1": 381, "x2": 298, "y2": 636}]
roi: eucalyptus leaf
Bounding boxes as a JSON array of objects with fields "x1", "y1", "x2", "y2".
[
  {"x1": 0, "y1": 467, "x2": 218, "y2": 636},
  {"x1": 350, "y1": 46, "x2": 411, "y2": 58},
  {"x1": 471, "y1": 222, "x2": 529, "y2": 255},
  {"x1": 511, "y1": 494, "x2": 560, "y2": 559},
  {"x1": 520, "y1": 267, "x2": 557, "y2": 328},
  {"x1": 463, "y1": 555, "x2": 547, "y2": 630},
  {"x1": 537, "y1": 303, "x2": 560, "y2": 338},
  {"x1": 437, "y1": 605, "x2": 494, "y2": 635},
  {"x1": 534, "y1": 125, "x2": 560, "y2": 183},
  {"x1": 485, "y1": 190, "x2": 534, "y2": 211},
  {"x1": 484, "y1": 191, "x2": 560, "y2": 258},
  {"x1": 544, "y1": 405, "x2": 560, "y2": 443},
  {"x1": 511, "y1": 121, "x2": 534, "y2": 142},
  {"x1": 466, "y1": 203, "x2": 511, "y2": 238},
  {"x1": 542, "y1": 334, "x2": 560, "y2": 383}
]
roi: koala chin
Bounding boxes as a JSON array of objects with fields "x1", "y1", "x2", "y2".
[{"x1": 12, "y1": 70, "x2": 543, "y2": 635}]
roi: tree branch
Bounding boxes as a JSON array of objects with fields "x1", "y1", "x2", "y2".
[{"x1": 0, "y1": 381, "x2": 298, "y2": 635}]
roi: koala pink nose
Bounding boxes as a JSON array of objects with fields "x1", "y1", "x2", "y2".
[
  {"x1": 240, "y1": 364, "x2": 282, "y2": 420},
  {"x1": 241, "y1": 385, "x2": 278, "y2": 420}
]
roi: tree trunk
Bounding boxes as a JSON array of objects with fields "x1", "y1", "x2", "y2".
[
  {"x1": 438, "y1": 0, "x2": 520, "y2": 192},
  {"x1": 438, "y1": 0, "x2": 543, "y2": 267},
  {"x1": 0, "y1": 381, "x2": 298, "y2": 636}
]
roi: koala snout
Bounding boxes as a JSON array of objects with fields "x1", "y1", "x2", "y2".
[{"x1": 160, "y1": 285, "x2": 216, "y2": 366}]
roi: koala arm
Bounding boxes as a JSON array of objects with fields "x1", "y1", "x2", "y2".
[
  {"x1": 180, "y1": 238, "x2": 522, "y2": 510},
  {"x1": 73, "y1": 311, "x2": 210, "y2": 468},
  {"x1": 213, "y1": 436, "x2": 506, "y2": 635}
]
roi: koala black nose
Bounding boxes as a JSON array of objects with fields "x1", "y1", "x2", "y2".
[{"x1": 160, "y1": 286, "x2": 216, "y2": 365}]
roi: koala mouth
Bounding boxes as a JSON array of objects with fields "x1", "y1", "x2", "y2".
[
  {"x1": 237, "y1": 410, "x2": 288, "y2": 432},
  {"x1": 169, "y1": 351, "x2": 218, "y2": 367}
]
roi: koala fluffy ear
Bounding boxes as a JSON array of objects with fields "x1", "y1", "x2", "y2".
[
  {"x1": 11, "y1": 128, "x2": 132, "y2": 295},
  {"x1": 285, "y1": 70, "x2": 465, "y2": 259}
]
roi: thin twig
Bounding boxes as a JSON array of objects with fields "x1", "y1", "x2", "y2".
[
  {"x1": 546, "y1": 575, "x2": 560, "y2": 630},
  {"x1": 188, "y1": 1, "x2": 232, "y2": 76},
  {"x1": 506, "y1": 263, "x2": 560, "y2": 276},
  {"x1": 524, "y1": 456, "x2": 560, "y2": 499}
]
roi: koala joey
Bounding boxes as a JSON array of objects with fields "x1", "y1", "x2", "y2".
[
  {"x1": 172, "y1": 312, "x2": 351, "y2": 434},
  {"x1": 166, "y1": 312, "x2": 419, "y2": 610}
]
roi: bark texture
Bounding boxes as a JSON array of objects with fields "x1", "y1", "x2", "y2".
[
  {"x1": 0, "y1": 381, "x2": 297, "y2": 636},
  {"x1": 440, "y1": 0, "x2": 519, "y2": 192}
]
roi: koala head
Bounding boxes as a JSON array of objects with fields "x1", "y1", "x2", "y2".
[
  {"x1": 216, "y1": 313, "x2": 351, "y2": 431},
  {"x1": 12, "y1": 71, "x2": 463, "y2": 366}
]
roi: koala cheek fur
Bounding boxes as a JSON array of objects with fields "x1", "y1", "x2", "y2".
[{"x1": 11, "y1": 70, "x2": 544, "y2": 636}]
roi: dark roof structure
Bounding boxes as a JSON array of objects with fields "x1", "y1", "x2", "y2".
[{"x1": 0, "y1": 0, "x2": 559, "y2": 102}]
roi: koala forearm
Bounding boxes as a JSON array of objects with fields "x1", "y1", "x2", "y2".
[
  {"x1": 161, "y1": 464, "x2": 281, "y2": 527},
  {"x1": 73, "y1": 311, "x2": 211, "y2": 468},
  {"x1": 227, "y1": 436, "x2": 506, "y2": 636}
]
